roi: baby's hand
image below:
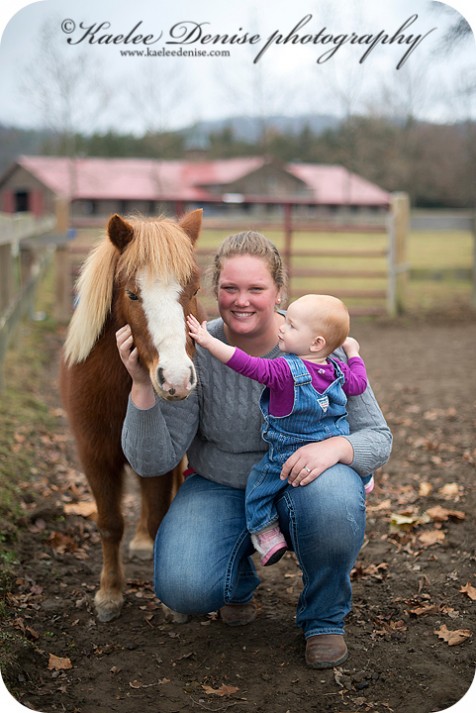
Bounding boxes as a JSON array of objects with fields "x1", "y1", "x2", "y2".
[
  {"x1": 342, "y1": 336, "x2": 361, "y2": 357},
  {"x1": 187, "y1": 314, "x2": 210, "y2": 347}
]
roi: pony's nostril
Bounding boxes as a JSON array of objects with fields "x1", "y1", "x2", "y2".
[
  {"x1": 168, "y1": 388, "x2": 176, "y2": 396},
  {"x1": 158, "y1": 367, "x2": 165, "y2": 386}
]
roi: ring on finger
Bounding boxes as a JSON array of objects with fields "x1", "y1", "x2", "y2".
[{"x1": 303, "y1": 466, "x2": 311, "y2": 473}]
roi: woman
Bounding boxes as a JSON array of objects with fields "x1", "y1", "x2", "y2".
[{"x1": 117, "y1": 231, "x2": 392, "y2": 669}]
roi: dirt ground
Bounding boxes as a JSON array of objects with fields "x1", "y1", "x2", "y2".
[{"x1": 3, "y1": 310, "x2": 476, "y2": 713}]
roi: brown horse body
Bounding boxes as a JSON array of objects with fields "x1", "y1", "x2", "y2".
[{"x1": 60, "y1": 210, "x2": 203, "y2": 622}]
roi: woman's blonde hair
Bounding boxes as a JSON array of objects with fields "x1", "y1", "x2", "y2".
[{"x1": 207, "y1": 231, "x2": 288, "y2": 303}]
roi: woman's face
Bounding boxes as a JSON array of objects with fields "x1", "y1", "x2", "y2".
[{"x1": 217, "y1": 255, "x2": 280, "y2": 340}]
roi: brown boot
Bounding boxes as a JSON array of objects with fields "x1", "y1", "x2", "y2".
[
  {"x1": 220, "y1": 601, "x2": 257, "y2": 626},
  {"x1": 305, "y1": 634, "x2": 348, "y2": 669}
]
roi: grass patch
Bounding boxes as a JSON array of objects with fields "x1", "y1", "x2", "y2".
[
  {"x1": 0, "y1": 265, "x2": 61, "y2": 679},
  {"x1": 0, "y1": 318, "x2": 58, "y2": 535},
  {"x1": 408, "y1": 231, "x2": 473, "y2": 270}
]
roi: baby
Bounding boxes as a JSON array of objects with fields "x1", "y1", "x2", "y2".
[{"x1": 187, "y1": 294, "x2": 371, "y2": 566}]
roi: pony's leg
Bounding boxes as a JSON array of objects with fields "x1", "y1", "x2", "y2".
[
  {"x1": 131, "y1": 465, "x2": 189, "y2": 623},
  {"x1": 129, "y1": 465, "x2": 183, "y2": 560},
  {"x1": 86, "y1": 462, "x2": 126, "y2": 622},
  {"x1": 129, "y1": 463, "x2": 188, "y2": 624}
]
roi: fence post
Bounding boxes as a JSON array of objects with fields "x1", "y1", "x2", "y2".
[
  {"x1": 55, "y1": 245, "x2": 72, "y2": 323},
  {"x1": 54, "y1": 197, "x2": 72, "y2": 322},
  {"x1": 388, "y1": 192, "x2": 409, "y2": 315},
  {"x1": 0, "y1": 243, "x2": 13, "y2": 314},
  {"x1": 283, "y1": 203, "x2": 293, "y2": 289},
  {"x1": 55, "y1": 197, "x2": 71, "y2": 233},
  {"x1": 19, "y1": 243, "x2": 38, "y2": 319}
]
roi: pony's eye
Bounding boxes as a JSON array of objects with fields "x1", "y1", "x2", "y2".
[{"x1": 126, "y1": 289, "x2": 139, "y2": 301}]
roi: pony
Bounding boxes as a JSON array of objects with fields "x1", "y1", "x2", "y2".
[{"x1": 60, "y1": 209, "x2": 203, "y2": 622}]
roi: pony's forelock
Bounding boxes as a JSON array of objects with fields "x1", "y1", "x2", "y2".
[
  {"x1": 63, "y1": 216, "x2": 195, "y2": 366},
  {"x1": 117, "y1": 217, "x2": 195, "y2": 285}
]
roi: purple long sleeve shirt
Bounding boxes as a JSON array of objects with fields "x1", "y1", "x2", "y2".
[{"x1": 227, "y1": 349, "x2": 368, "y2": 417}]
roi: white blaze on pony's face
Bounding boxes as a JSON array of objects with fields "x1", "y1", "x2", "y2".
[{"x1": 137, "y1": 269, "x2": 197, "y2": 399}]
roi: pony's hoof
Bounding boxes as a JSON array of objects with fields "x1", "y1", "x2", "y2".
[
  {"x1": 94, "y1": 591, "x2": 123, "y2": 622},
  {"x1": 161, "y1": 604, "x2": 189, "y2": 624},
  {"x1": 128, "y1": 534, "x2": 154, "y2": 560}
]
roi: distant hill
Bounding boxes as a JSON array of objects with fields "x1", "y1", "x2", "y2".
[
  {"x1": 0, "y1": 114, "x2": 342, "y2": 174},
  {"x1": 184, "y1": 114, "x2": 342, "y2": 143}
]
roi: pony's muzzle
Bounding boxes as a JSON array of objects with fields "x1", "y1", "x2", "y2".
[{"x1": 156, "y1": 363, "x2": 197, "y2": 400}]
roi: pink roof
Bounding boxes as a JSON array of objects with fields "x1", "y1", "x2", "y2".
[
  {"x1": 16, "y1": 155, "x2": 390, "y2": 206},
  {"x1": 288, "y1": 164, "x2": 390, "y2": 205}
]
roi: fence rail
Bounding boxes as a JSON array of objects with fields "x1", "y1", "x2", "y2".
[{"x1": 0, "y1": 212, "x2": 57, "y2": 390}]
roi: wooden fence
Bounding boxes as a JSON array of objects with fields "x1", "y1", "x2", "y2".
[
  {"x1": 192, "y1": 193, "x2": 409, "y2": 318},
  {"x1": 52, "y1": 193, "x2": 411, "y2": 322},
  {"x1": 0, "y1": 212, "x2": 56, "y2": 390}
]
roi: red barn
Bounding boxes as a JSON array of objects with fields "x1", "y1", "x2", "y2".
[{"x1": 0, "y1": 155, "x2": 390, "y2": 225}]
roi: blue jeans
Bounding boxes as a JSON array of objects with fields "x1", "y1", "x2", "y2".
[{"x1": 153, "y1": 464, "x2": 366, "y2": 637}]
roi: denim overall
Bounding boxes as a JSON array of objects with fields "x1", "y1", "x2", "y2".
[{"x1": 245, "y1": 353, "x2": 350, "y2": 534}]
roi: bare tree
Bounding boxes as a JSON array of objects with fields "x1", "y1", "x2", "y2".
[
  {"x1": 124, "y1": 58, "x2": 190, "y2": 136},
  {"x1": 430, "y1": 1, "x2": 474, "y2": 53},
  {"x1": 20, "y1": 19, "x2": 113, "y2": 195}
]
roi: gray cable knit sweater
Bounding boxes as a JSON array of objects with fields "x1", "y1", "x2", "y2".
[{"x1": 122, "y1": 318, "x2": 392, "y2": 489}]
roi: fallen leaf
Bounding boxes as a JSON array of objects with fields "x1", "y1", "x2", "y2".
[
  {"x1": 438, "y1": 483, "x2": 461, "y2": 499},
  {"x1": 390, "y1": 512, "x2": 430, "y2": 531},
  {"x1": 408, "y1": 604, "x2": 439, "y2": 616},
  {"x1": 202, "y1": 683, "x2": 240, "y2": 696},
  {"x1": 334, "y1": 667, "x2": 354, "y2": 690},
  {"x1": 418, "y1": 530, "x2": 445, "y2": 547},
  {"x1": 64, "y1": 501, "x2": 97, "y2": 518},
  {"x1": 48, "y1": 654, "x2": 73, "y2": 671},
  {"x1": 12, "y1": 617, "x2": 40, "y2": 639},
  {"x1": 460, "y1": 582, "x2": 476, "y2": 601},
  {"x1": 25, "y1": 625, "x2": 40, "y2": 639},
  {"x1": 462, "y1": 449, "x2": 476, "y2": 464},
  {"x1": 425, "y1": 505, "x2": 465, "y2": 522},
  {"x1": 351, "y1": 562, "x2": 388, "y2": 581},
  {"x1": 434, "y1": 625, "x2": 472, "y2": 646},
  {"x1": 372, "y1": 619, "x2": 407, "y2": 637},
  {"x1": 418, "y1": 482, "x2": 433, "y2": 497},
  {"x1": 367, "y1": 498, "x2": 392, "y2": 512},
  {"x1": 48, "y1": 531, "x2": 78, "y2": 553}
]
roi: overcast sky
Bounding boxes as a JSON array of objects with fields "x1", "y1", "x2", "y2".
[{"x1": 0, "y1": 0, "x2": 474, "y2": 135}]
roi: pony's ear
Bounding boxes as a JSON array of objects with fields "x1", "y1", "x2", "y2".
[
  {"x1": 107, "y1": 214, "x2": 134, "y2": 251},
  {"x1": 179, "y1": 209, "x2": 202, "y2": 245}
]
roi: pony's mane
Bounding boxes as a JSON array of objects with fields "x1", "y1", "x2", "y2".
[{"x1": 63, "y1": 216, "x2": 196, "y2": 366}]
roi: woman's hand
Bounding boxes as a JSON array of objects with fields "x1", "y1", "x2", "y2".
[
  {"x1": 280, "y1": 437, "x2": 354, "y2": 487},
  {"x1": 116, "y1": 325, "x2": 155, "y2": 408}
]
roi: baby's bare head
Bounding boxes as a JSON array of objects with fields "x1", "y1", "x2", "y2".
[{"x1": 290, "y1": 294, "x2": 350, "y2": 355}]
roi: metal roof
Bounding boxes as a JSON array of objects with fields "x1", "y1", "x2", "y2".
[{"x1": 13, "y1": 155, "x2": 391, "y2": 206}]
